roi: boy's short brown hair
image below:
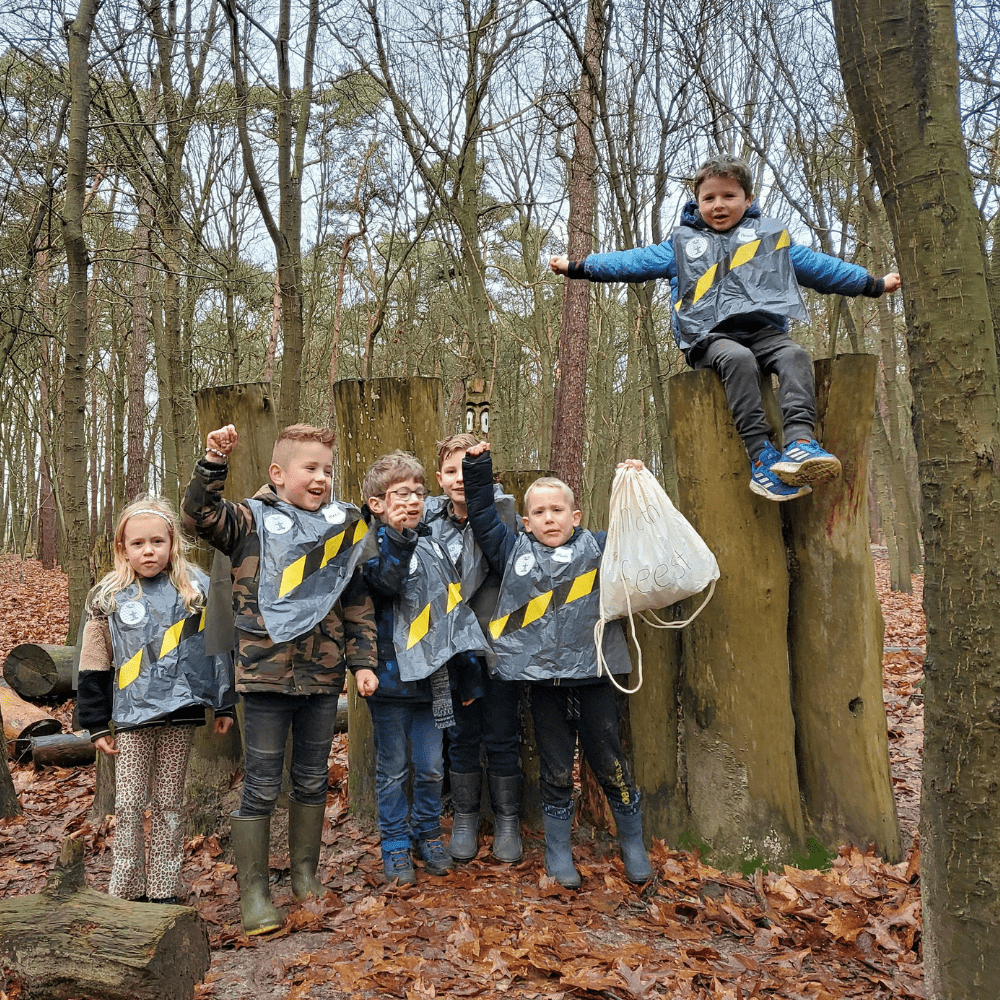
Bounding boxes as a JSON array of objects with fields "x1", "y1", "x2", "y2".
[
  {"x1": 693, "y1": 155, "x2": 754, "y2": 199},
  {"x1": 436, "y1": 432, "x2": 479, "y2": 470},
  {"x1": 363, "y1": 450, "x2": 425, "y2": 501},
  {"x1": 271, "y1": 424, "x2": 336, "y2": 467}
]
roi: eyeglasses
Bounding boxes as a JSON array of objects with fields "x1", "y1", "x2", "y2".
[{"x1": 384, "y1": 487, "x2": 429, "y2": 502}]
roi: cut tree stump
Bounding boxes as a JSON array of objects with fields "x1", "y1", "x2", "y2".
[
  {"x1": 3, "y1": 643, "x2": 76, "y2": 700},
  {"x1": 0, "y1": 681, "x2": 61, "y2": 760},
  {"x1": 0, "y1": 839, "x2": 210, "y2": 1000},
  {"x1": 29, "y1": 732, "x2": 97, "y2": 769}
]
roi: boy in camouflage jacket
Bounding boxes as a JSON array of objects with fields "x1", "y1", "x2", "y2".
[{"x1": 183, "y1": 423, "x2": 377, "y2": 935}]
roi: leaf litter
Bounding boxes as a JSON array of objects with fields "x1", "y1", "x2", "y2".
[{"x1": 0, "y1": 553, "x2": 925, "y2": 999}]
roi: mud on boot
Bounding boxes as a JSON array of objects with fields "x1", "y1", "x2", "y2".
[
  {"x1": 230, "y1": 812, "x2": 283, "y2": 936},
  {"x1": 288, "y1": 799, "x2": 327, "y2": 900}
]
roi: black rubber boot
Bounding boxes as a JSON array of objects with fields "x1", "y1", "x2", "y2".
[
  {"x1": 542, "y1": 807, "x2": 581, "y2": 889},
  {"x1": 487, "y1": 773, "x2": 523, "y2": 863},
  {"x1": 612, "y1": 805, "x2": 653, "y2": 884},
  {"x1": 448, "y1": 771, "x2": 482, "y2": 861},
  {"x1": 230, "y1": 813, "x2": 283, "y2": 936},
  {"x1": 288, "y1": 799, "x2": 326, "y2": 900}
]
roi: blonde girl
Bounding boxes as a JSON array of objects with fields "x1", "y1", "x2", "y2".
[{"x1": 77, "y1": 496, "x2": 235, "y2": 902}]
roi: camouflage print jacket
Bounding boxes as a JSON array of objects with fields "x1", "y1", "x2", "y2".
[{"x1": 182, "y1": 459, "x2": 377, "y2": 695}]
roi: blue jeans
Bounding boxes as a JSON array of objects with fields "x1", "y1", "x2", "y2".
[
  {"x1": 239, "y1": 692, "x2": 339, "y2": 816},
  {"x1": 368, "y1": 698, "x2": 444, "y2": 846},
  {"x1": 447, "y1": 676, "x2": 521, "y2": 776}
]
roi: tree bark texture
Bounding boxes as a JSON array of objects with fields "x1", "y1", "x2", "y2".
[
  {"x1": 333, "y1": 377, "x2": 445, "y2": 822},
  {"x1": 60, "y1": 0, "x2": 99, "y2": 645},
  {"x1": 549, "y1": 0, "x2": 605, "y2": 502},
  {"x1": 3, "y1": 644, "x2": 75, "y2": 700},
  {"x1": 0, "y1": 839, "x2": 210, "y2": 1000},
  {"x1": 832, "y1": 1, "x2": 1000, "y2": 994},
  {"x1": 785, "y1": 355, "x2": 901, "y2": 861},
  {"x1": 29, "y1": 733, "x2": 97, "y2": 769},
  {"x1": 0, "y1": 699, "x2": 20, "y2": 819},
  {"x1": 669, "y1": 370, "x2": 805, "y2": 868},
  {"x1": 0, "y1": 682, "x2": 61, "y2": 761}
]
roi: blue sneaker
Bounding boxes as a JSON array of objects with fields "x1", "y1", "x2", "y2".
[
  {"x1": 416, "y1": 836, "x2": 453, "y2": 875},
  {"x1": 771, "y1": 438, "x2": 842, "y2": 486},
  {"x1": 381, "y1": 841, "x2": 416, "y2": 884},
  {"x1": 750, "y1": 442, "x2": 812, "y2": 502}
]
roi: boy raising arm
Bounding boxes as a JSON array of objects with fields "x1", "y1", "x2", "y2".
[{"x1": 551, "y1": 154, "x2": 901, "y2": 501}]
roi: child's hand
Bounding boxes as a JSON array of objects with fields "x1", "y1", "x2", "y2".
[
  {"x1": 355, "y1": 668, "x2": 379, "y2": 697},
  {"x1": 881, "y1": 272, "x2": 901, "y2": 294},
  {"x1": 94, "y1": 734, "x2": 118, "y2": 756},
  {"x1": 549, "y1": 255, "x2": 569, "y2": 276},
  {"x1": 465, "y1": 441, "x2": 490, "y2": 458},
  {"x1": 206, "y1": 424, "x2": 238, "y2": 460},
  {"x1": 213, "y1": 715, "x2": 234, "y2": 736},
  {"x1": 617, "y1": 459, "x2": 645, "y2": 471}
]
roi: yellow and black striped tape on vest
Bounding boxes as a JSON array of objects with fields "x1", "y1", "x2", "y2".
[
  {"x1": 118, "y1": 608, "x2": 206, "y2": 690},
  {"x1": 489, "y1": 568, "x2": 597, "y2": 640},
  {"x1": 278, "y1": 518, "x2": 368, "y2": 598},
  {"x1": 405, "y1": 582, "x2": 464, "y2": 650},
  {"x1": 675, "y1": 229, "x2": 791, "y2": 313}
]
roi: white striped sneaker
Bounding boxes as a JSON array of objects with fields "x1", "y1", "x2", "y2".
[{"x1": 771, "y1": 439, "x2": 842, "y2": 486}]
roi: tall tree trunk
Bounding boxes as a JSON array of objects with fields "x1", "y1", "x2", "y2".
[
  {"x1": 61, "y1": 0, "x2": 99, "y2": 644},
  {"x1": 550, "y1": 0, "x2": 605, "y2": 501},
  {"x1": 832, "y1": 1, "x2": 1000, "y2": 994}
]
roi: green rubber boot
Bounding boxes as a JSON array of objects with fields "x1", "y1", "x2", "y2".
[
  {"x1": 230, "y1": 813, "x2": 283, "y2": 936},
  {"x1": 288, "y1": 799, "x2": 327, "y2": 900}
]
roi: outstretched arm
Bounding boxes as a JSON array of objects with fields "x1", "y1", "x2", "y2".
[{"x1": 463, "y1": 444, "x2": 518, "y2": 573}]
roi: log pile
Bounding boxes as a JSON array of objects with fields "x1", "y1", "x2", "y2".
[{"x1": 3, "y1": 643, "x2": 75, "y2": 700}]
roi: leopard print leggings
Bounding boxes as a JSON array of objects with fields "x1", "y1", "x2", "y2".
[{"x1": 109, "y1": 724, "x2": 195, "y2": 900}]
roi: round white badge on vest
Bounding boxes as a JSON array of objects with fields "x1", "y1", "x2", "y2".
[
  {"x1": 737, "y1": 226, "x2": 757, "y2": 243},
  {"x1": 448, "y1": 539, "x2": 462, "y2": 562},
  {"x1": 514, "y1": 553, "x2": 535, "y2": 576},
  {"x1": 686, "y1": 236, "x2": 708, "y2": 260},
  {"x1": 265, "y1": 512, "x2": 293, "y2": 534},
  {"x1": 322, "y1": 504, "x2": 346, "y2": 524},
  {"x1": 551, "y1": 546, "x2": 573, "y2": 564},
  {"x1": 118, "y1": 601, "x2": 146, "y2": 626},
  {"x1": 409, "y1": 553, "x2": 420, "y2": 576}
]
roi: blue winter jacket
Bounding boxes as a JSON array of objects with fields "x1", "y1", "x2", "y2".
[{"x1": 579, "y1": 201, "x2": 875, "y2": 351}]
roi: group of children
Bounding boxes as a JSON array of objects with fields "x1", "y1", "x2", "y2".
[{"x1": 78, "y1": 154, "x2": 900, "y2": 935}]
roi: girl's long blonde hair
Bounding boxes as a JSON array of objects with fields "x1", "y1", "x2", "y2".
[{"x1": 91, "y1": 496, "x2": 204, "y2": 614}]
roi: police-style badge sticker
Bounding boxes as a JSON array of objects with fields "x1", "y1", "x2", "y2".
[
  {"x1": 514, "y1": 553, "x2": 536, "y2": 577},
  {"x1": 118, "y1": 601, "x2": 146, "y2": 626},
  {"x1": 322, "y1": 503, "x2": 346, "y2": 525},
  {"x1": 551, "y1": 546, "x2": 573, "y2": 564},
  {"x1": 685, "y1": 235, "x2": 709, "y2": 260},
  {"x1": 736, "y1": 226, "x2": 758, "y2": 244},
  {"x1": 264, "y1": 512, "x2": 293, "y2": 534}
]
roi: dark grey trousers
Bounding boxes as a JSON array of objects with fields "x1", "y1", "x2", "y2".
[{"x1": 689, "y1": 328, "x2": 816, "y2": 462}]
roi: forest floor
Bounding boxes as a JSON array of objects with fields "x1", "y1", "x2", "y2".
[{"x1": 0, "y1": 551, "x2": 925, "y2": 1000}]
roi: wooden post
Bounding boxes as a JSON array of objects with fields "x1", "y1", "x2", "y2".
[
  {"x1": 333, "y1": 377, "x2": 445, "y2": 822},
  {"x1": 785, "y1": 355, "x2": 901, "y2": 860},
  {"x1": 3, "y1": 644, "x2": 75, "y2": 700},
  {"x1": 0, "y1": 838, "x2": 210, "y2": 1000},
  {"x1": 669, "y1": 370, "x2": 805, "y2": 868},
  {"x1": 187, "y1": 383, "x2": 278, "y2": 832}
]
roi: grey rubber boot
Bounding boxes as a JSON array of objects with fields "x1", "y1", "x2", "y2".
[
  {"x1": 230, "y1": 813, "x2": 283, "y2": 936},
  {"x1": 487, "y1": 773, "x2": 523, "y2": 863},
  {"x1": 448, "y1": 771, "x2": 482, "y2": 861},
  {"x1": 542, "y1": 807, "x2": 581, "y2": 889},
  {"x1": 612, "y1": 806, "x2": 653, "y2": 884},
  {"x1": 288, "y1": 799, "x2": 326, "y2": 900}
]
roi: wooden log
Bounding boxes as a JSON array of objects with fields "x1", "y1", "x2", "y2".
[
  {"x1": 669, "y1": 369, "x2": 805, "y2": 868},
  {"x1": 3, "y1": 643, "x2": 76, "y2": 700},
  {"x1": 0, "y1": 698, "x2": 21, "y2": 818},
  {"x1": 784, "y1": 355, "x2": 901, "y2": 860},
  {"x1": 334, "y1": 377, "x2": 445, "y2": 823},
  {"x1": 0, "y1": 838, "x2": 210, "y2": 1000},
  {"x1": 0, "y1": 681, "x2": 62, "y2": 761},
  {"x1": 30, "y1": 733, "x2": 97, "y2": 769}
]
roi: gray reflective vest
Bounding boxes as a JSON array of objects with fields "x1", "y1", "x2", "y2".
[
  {"x1": 424, "y1": 486, "x2": 518, "y2": 602},
  {"x1": 392, "y1": 534, "x2": 491, "y2": 682},
  {"x1": 248, "y1": 498, "x2": 368, "y2": 643},
  {"x1": 489, "y1": 530, "x2": 630, "y2": 682},
  {"x1": 672, "y1": 217, "x2": 808, "y2": 350},
  {"x1": 107, "y1": 570, "x2": 234, "y2": 728}
]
